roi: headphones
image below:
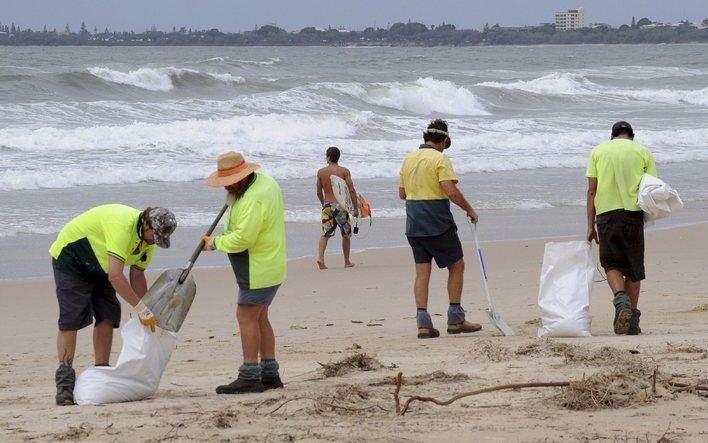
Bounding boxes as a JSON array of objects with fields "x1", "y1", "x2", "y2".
[{"x1": 425, "y1": 128, "x2": 452, "y2": 149}]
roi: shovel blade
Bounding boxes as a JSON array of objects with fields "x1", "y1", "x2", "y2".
[
  {"x1": 141, "y1": 269, "x2": 196, "y2": 333},
  {"x1": 486, "y1": 308, "x2": 515, "y2": 336}
]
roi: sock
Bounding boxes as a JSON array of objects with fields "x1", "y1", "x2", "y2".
[
  {"x1": 447, "y1": 304, "x2": 466, "y2": 325},
  {"x1": 260, "y1": 358, "x2": 280, "y2": 379},
  {"x1": 238, "y1": 362, "x2": 261, "y2": 381},
  {"x1": 416, "y1": 309, "x2": 434, "y2": 329},
  {"x1": 613, "y1": 291, "x2": 630, "y2": 308}
]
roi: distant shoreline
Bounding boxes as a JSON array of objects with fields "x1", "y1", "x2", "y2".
[
  {"x1": 2, "y1": 21, "x2": 707, "y2": 47},
  {"x1": 2, "y1": 42, "x2": 708, "y2": 49}
]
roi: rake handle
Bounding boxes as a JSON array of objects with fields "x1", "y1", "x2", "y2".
[{"x1": 178, "y1": 203, "x2": 229, "y2": 283}]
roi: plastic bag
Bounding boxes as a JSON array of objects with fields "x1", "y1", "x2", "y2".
[
  {"x1": 74, "y1": 318, "x2": 178, "y2": 405},
  {"x1": 537, "y1": 241, "x2": 594, "y2": 337}
]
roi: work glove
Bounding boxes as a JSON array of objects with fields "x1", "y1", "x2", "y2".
[
  {"x1": 202, "y1": 235, "x2": 216, "y2": 251},
  {"x1": 135, "y1": 300, "x2": 157, "y2": 332}
]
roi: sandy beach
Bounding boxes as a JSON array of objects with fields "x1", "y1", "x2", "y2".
[{"x1": 1, "y1": 223, "x2": 706, "y2": 442}]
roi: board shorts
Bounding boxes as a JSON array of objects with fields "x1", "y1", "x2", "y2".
[
  {"x1": 321, "y1": 202, "x2": 351, "y2": 238},
  {"x1": 53, "y1": 259, "x2": 120, "y2": 331},
  {"x1": 238, "y1": 285, "x2": 280, "y2": 306},
  {"x1": 407, "y1": 225, "x2": 463, "y2": 268},
  {"x1": 596, "y1": 209, "x2": 645, "y2": 282}
]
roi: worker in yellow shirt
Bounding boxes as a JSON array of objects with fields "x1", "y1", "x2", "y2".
[
  {"x1": 586, "y1": 121, "x2": 657, "y2": 335},
  {"x1": 202, "y1": 152, "x2": 287, "y2": 394},
  {"x1": 399, "y1": 119, "x2": 482, "y2": 339},
  {"x1": 49, "y1": 205, "x2": 176, "y2": 405}
]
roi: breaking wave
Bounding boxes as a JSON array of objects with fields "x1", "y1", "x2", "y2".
[
  {"x1": 320, "y1": 77, "x2": 490, "y2": 116},
  {"x1": 87, "y1": 66, "x2": 245, "y2": 91}
]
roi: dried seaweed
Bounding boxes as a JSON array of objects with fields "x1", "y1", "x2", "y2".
[{"x1": 318, "y1": 352, "x2": 382, "y2": 378}]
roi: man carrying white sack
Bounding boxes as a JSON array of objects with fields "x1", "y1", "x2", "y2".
[
  {"x1": 586, "y1": 121, "x2": 657, "y2": 336},
  {"x1": 49, "y1": 205, "x2": 177, "y2": 405},
  {"x1": 202, "y1": 151, "x2": 287, "y2": 394}
]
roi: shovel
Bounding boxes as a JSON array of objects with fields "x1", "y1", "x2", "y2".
[
  {"x1": 469, "y1": 220, "x2": 514, "y2": 336},
  {"x1": 141, "y1": 204, "x2": 229, "y2": 333}
]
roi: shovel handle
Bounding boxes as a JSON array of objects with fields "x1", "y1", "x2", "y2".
[{"x1": 178, "y1": 203, "x2": 229, "y2": 283}]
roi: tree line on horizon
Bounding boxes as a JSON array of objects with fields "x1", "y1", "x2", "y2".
[{"x1": 1, "y1": 18, "x2": 708, "y2": 46}]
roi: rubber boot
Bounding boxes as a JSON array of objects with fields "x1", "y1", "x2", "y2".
[{"x1": 55, "y1": 365, "x2": 75, "y2": 406}]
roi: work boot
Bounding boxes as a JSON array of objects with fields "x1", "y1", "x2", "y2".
[
  {"x1": 216, "y1": 378, "x2": 265, "y2": 394},
  {"x1": 416, "y1": 309, "x2": 438, "y2": 339},
  {"x1": 262, "y1": 375, "x2": 284, "y2": 390},
  {"x1": 447, "y1": 321, "x2": 482, "y2": 335},
  {"x1": 55, "y1": 365, "x2": 75, "y2": 406},
  {"x1": 613, "y1": 291, "x2": 632, "y2": 335},
  {"x1": 417, "y1": 327, "x2": 440, "y2": 339},
  {"x1": 628, "y1": 308, "x2": 642, "y2": 335}
]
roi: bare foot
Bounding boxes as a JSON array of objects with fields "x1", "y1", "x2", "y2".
[
  {"x1": 317, "y1": 259, "x2": 328, "y2": 270},
  {"x1": 344, "y1": 262, "x2": 355, "y2": 268}
]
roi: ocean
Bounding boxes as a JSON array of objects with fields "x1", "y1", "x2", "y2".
[{"x1": 1, "y1": 44, "x2": 707, "y2": 281}]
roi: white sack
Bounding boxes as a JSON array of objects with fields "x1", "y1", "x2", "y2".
[
  {"x1": 637, "y1": 173, "x2": 683, "y2": 223},
  {"x1": 537, "y1": 241, "x2": 594, "y2": 337},
  {"x1": 74, "y1": 318, "x2": 178, "y2": 405}
]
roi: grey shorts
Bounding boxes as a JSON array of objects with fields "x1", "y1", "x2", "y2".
[
  {"x1": 53, "y1": 260, "x2": 120, "y2": 331},
  {"x1": 238, "y1": 285, "x2": 280, "y2": 306}
]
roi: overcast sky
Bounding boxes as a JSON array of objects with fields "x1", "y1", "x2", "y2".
[{"x1": 1, "y1": 1, "x2": 706, "y2": 32}]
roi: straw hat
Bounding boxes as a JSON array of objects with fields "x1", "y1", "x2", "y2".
[{"x1": 206, "y1": 151, "x2": 260, "y2": 187}]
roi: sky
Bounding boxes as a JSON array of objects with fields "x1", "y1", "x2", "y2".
[{"x1": 1, "y1": 0, "x2": 706, "y2": 32}]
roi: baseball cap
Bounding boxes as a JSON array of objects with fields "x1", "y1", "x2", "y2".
[
  {"x1": 146, "y1": 207, "x2": 177, "y2": 248},
  {"x1": 611, "y1": 121, "x2": 634, "y2": 139}
]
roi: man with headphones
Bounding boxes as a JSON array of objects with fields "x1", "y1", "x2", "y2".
[{"x1": 399, "y1": 119, "x2": 482, "y2": 339}]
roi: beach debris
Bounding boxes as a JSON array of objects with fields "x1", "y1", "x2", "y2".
[
  {"x1": 318, "y1": 352, "x2": 382, "y2": 377},
  {"x1": 555, "y1": 370, "x2": 654, "y2": 410},
  {"x1": 288, "y1": 324, "x2": 308, "y2": 330},
  {"x1": 524, "y1": 318, "x2": 541, "y2": 326},
  {"x1": 350, "y1": 320, "x2": 363, "y2": 324},
  {"x1": 689, "y1": 303, "x2": 708, "y2": 312},
  {"x1": 561, "y1": 345, "x2": 654, "y2": 373},
  {"x1": 666, "y1": 342, "x2": 707, "y2": 354},
  {"x1": 394, "y1": 371, "x2": 569, "y2": 416},
  {"x1": 346, "y1": 343, "x2": 362, "y2": 350},
  {"x1": 366, "y1": 323, "x2": 383, "y2": 327},
  {"x1": 54, "y1": 423, "x2": 93, "y2": 441},
  {"x1": 467, "y1": 339, "x2": 511, "y2": 362},
  {"x1": 267, "y1": 385, "x2": 389, "y2": 416},
  {"x1": 394, "y1": 365, "x2": 708, "y2": 415},
  {"x1": 371, "y1": 370, "x2": 470, "y2": 387},
  {"x1": 210, "y1": 408, "x2": 239, "y2": 429}
]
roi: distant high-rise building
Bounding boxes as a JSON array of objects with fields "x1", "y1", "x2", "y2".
[{"x1": 555, "y1": 7, "x2": 587, "y2": 31}]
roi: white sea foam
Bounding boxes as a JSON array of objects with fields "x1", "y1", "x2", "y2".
[
  {"x1": 477, "y1": 72, "x2": 596, "y2": 96},
  {"x1": 88, "y1": 67, "x2": 176, "y2": 91},
  {"x1": 477, "y1": 71, "x2": 708, "y2": 106},
  {"x1": 321, "y1": 78, "x2": 490, "y2": 116},
  {"x1": 87, "y1": 66, "x2": 246, "y2": 91},
  {"x1": 3, "y1": 117, "x2": 708, "y2": 191},
  {"x1": 207, "y1": 73, "x2": 246, "y2": 84}
]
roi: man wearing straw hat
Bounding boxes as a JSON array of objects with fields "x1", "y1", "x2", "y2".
[{"x1": 202, "y1": 151, "x2": 287, "y2": 394}]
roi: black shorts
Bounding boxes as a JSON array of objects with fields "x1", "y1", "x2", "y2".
[
  {"x1": 596, "y1": 210, "x2": 645, "y2": 282},
  {"x1": 407, "y1": 226, "x2": 463, "y2": 268},
  {"x1": 53, "y1": 260, "x2": 121, "y2": 331}
]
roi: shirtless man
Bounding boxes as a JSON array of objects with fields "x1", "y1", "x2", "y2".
[{"x1": 315, "y1": 146, "x2": 358, "y2": 269}]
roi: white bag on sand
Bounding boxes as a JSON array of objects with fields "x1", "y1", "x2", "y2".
[
  {"x1": 74, "y1": 318, "x2": 177, "y2": 405},
  {"x1": 537, "y1": 241, "x2": 594, "y2": 337}
]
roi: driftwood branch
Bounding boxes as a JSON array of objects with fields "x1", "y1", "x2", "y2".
[
  {"x1": 399, "y1": 381, "x2": 571, "y2": 415},
  {"x1": 394, "y1": 372, "x2": 403, "y2": 414},
  {"x1": 668, "y1": 382, "x2": 708, "y2": 393}
]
